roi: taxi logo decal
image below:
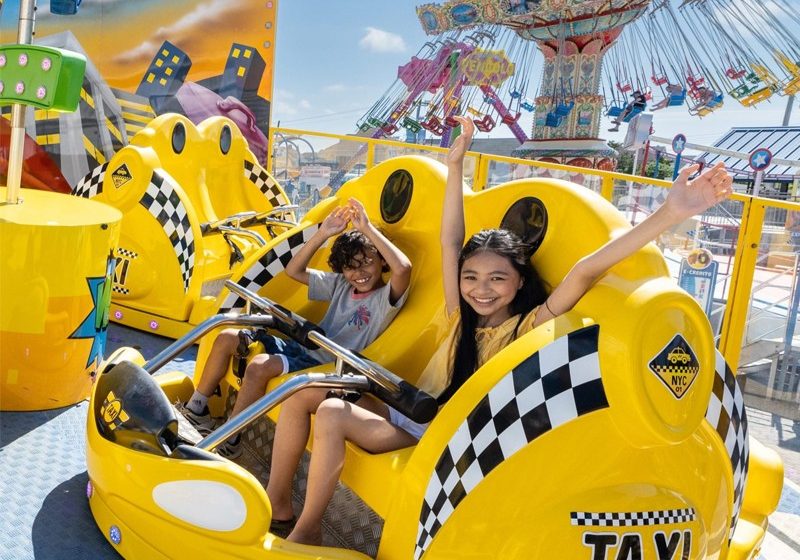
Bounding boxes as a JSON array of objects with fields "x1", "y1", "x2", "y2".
[
  {"x1": 111, "y1": 164, "x2": 133, "y2": 188},
  {"x1": 113, "y1": 248, "x2": 138, "y2": 295},
  {"x1": 648, "y1": 335, "x2": 699, "y2": 399},
  {"x1": 101, "y1": 390, "x2": 129, "y2": 430}
]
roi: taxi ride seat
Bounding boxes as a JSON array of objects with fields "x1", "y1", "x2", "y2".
[
  {"x1": 72, "y1": 114, "x2": 291, "y2": 329},
  {"x1": 192, "y1": 156, "x2": 765, "y2": 559}
]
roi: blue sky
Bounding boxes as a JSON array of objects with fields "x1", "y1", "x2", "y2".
[{"x1": 273, "y1": 1, "x2": 798, "y2": 153}]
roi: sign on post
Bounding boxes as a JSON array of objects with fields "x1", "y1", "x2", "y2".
[
  {"x1": 749, "y1": 147, "x2": 772, "y2": 197},
  {"x1": 678, "y1": 248, "x2": 718, "y2": 318},
  {"x1": 671, "y1": 133, "x2": 686, "y2": 180}
]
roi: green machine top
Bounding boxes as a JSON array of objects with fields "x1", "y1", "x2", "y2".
[{"x1": 0, "y1": 44, "x2": 87, "y2": 111}]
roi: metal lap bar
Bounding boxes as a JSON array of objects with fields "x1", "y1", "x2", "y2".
[
  {"x1": 216, "y1": 225, "x2": 267, "y2": 247},
  {"x1": 194, "y1": 372, "x2": 371, "y2": 453},
  {"x1": 203, "y1": 211, "x2": 258, "y2": 231},
  {"x1": 143, "y1": 313, "x2": 275, "y2": 373},
  {"x1": 224, "y1": 281, "x2": 403, "y2": 396},
  {"x1": 258, "y1": 205, "x2": 300, "y2": 218}
]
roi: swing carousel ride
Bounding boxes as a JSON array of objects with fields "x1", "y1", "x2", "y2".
[{"x1": 357, "y1": 0, "x2": 800, "y2": 170}]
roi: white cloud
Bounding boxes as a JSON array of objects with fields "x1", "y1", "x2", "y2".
[
  {"x1": 272, "y1": 90, "x2": 313, "y2": 118},
  {"x1": 113, "y1": 0, "x2": 249, "y2": 64},
  {"x1": 324, "y1": 84, "x2": 347, "y2": 93},
  {"x1": 358, "y1": 27, "x2": 406, "y2": 53}
]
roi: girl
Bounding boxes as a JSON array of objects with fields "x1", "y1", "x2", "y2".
[{"x1": 271, "y1": 116, "x2": 733, "y2": 545}]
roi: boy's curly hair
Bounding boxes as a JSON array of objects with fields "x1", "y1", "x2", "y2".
[{"x1": 327, "y1": 230, "x2": 388, "y2": 273}]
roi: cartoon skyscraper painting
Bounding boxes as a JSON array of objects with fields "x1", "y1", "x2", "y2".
[
  {"x1": 219, "y1": 43, "x2": 265, "y2": 99},
  {"x1": 136, "y1": 41, "x2": 191, "y2": 111}
]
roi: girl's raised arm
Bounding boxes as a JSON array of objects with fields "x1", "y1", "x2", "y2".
[
  {"x1": 534, "y1": 162, "x2": 733, "y2": 327},
  {"x1": 442, "y1": 116, "x2": 476, "y2": 315}
]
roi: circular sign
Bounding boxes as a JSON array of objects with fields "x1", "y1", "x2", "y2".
[
  {"x1": 686, "y1": 248, "x2": 713, "y2": 270},
  {"x1": 380, "y1": 169, "x2": 413, "y2": 224},
  {"x1": 500, "y1": 197, "x2": 548, "y2": 257},
  {"x1": 672, "y1": 134, "x2": 687, "y2": 154},
  {"x1": 749, "y1": 147, "x2": 772, "y2": 171}
]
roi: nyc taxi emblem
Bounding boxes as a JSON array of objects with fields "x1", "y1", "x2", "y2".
[
  {"x1": 101, "y1": 390, "x2": 130, "y2": 431},
  {"x1": 648, "y1": 335, "x2": 699, "y2": 399},
  {"x1": 111, "y1": 163, "x2": 133, "y2": 188}
]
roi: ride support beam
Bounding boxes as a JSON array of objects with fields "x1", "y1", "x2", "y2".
[{"x1": 4, "y1": 0, "x2": 37, "y2": 205}]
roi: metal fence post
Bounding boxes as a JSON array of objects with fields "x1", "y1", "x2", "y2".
[
  {"x1": 366, "y1": 142, "x2": 376, "y2": 170},
  {"x1": 719, "y1": 197, "x2": 765, "y2": 373},
  {"x1": 601, "y1": 175, "x2": 614, "y2": 203},
  {"x1": 472, "y1": 154, "x2": 489, "y2": 192}
]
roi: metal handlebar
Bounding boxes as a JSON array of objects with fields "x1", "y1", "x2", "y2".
[
  {"x1": 195, "y1": 372, "x2": 371, "y2": 453},
  {"x1": 202, "y1": 211, "x2": 258, "y2": 233},
  {"x1": 143, "y1": 313, "x2": 275, "y2": 373},
  {"x1": 254, "y1": 205, "x2": 300, "y2": 219},
  {"x1": 224, "y1": 281, "x2": 402, "y2": 396},
  {"x1": 216, "y1": 225, "x2": 267, "y2": 247}
]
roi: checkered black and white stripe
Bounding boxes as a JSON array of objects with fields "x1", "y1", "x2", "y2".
[
  {"x1": 570, "y1": 508, "x2": 696, "y2": 527},
  {"x1": 116, "y1": 247, "x2": 139, "y2": 259},
  {"x1": 112, "y1": 285, "x2": 130, "y2": 295},
  {"x1": 705, "y1": 350, "x2": 749, "y2": 542},
  {"x1": 414, "y1": 325, "x2": 607, "y2": 559},
  {"x1": 218, "y1": 224, "x2": 320, "y2": 312},
  {"x1": 73, "y1": 162, "x2": 108, "y2": 198},
  {"x1": 138, "y1": 171, "x2": 195, "y2": 291},
  {"x1": 244, "y1": 160, "x2": 289, "y2": 208}
]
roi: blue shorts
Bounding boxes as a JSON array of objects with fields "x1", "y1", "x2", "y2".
[{"x1": 253, "y1": 331, "x2": 321, "y2": 374}]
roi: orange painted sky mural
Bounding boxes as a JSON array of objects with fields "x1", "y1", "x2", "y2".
[{"x1": 1, "y1": 0, "x2": 276, "y2": 98}]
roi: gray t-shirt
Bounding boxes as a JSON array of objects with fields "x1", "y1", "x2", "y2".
[{"x1": 305, "y1": 269, "x2": 409, "y2": 363}]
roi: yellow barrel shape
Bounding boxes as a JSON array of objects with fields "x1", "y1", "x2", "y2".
[{"x1": 0, "y1": 188, "x2": 121, "y2": 410}]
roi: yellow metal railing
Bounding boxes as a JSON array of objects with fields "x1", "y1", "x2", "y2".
[{"x1": 271, "y1": 127, "x2": 800, "y2": 380}]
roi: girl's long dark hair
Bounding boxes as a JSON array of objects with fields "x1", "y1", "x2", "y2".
[{"x1": 437, "y1": 229, "x2": 547, "y2": 405}]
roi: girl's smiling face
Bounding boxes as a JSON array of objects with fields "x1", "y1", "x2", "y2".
[{"x1": 459, "y1": 250, "x2": 523, "y2": 327}]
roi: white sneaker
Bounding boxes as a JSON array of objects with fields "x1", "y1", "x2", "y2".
[
  {"x1": 216, "y1": 437, "x2": 242, "y2": 459},
  {"x1": 174, "y1": 401, "x2": 216, "y2": 435}
]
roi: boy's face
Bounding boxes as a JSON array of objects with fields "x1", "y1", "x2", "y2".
[{"x1": 342, "y1": 249, "x2": 385, "y2": 293}]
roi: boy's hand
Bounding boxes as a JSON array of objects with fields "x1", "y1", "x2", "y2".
[
  {"x1": 445, "y1": 115, "x2": 475, "y2": 167},
  {"x1": 320, "y1": 205, "x2": 350, "y2": 237},
  {"x1": 665, "y1": 162, "x2": 733, "y2": 221},
  {"x1": 347, "y1": 198, "x2": 371, "y2": 233}
]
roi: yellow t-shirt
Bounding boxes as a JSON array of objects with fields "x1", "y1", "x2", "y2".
[{"x1": 416, "y1": 306, "x2": 539, "y2": 398}]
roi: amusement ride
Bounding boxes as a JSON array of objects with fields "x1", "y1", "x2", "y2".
[
  {"x1": 0, "y1": 0, "x2": 793, "y2": 559},
  {"x1": 356, "y1": 0, "x2": 800, "y2": 169}
]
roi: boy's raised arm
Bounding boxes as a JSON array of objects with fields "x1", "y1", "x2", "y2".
[
  {"x1": 535, "y1": 162, "x2": 733, "y2": 326},
  {"x1": 348, "y1": 198, "x2": 412, "y2": 304},
  {"x1": 285, "y1": 206, "x2": 349, "y2": 285},
  {"x1": 442, "y1": 116, "x2": 475, "y2": 315}
]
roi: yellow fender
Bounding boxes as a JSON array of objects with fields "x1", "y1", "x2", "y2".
[{"x1": 72, "y1": 114, "x2": 291, "y2": 338}]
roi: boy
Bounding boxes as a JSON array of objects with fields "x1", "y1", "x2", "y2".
[{"x1": 177, "y1": 198, "x2": 412, "y2": 457}]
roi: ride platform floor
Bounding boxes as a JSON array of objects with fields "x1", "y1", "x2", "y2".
[{"x1": 1, "y1": 324, "x2": 799, "y2": 559}]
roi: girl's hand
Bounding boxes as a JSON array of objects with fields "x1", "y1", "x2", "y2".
[
  {"x1": 665, "y1": 162, "x2": 733, "y2": 221},
  {"x1": 347, "y1": 198, "x2": 371, "y2": 233},
  {"x1": 445, "y1": 115, "x2": 475, "y2": 167},
  {"x1": 320, "y1": 205, "x2": 350, "y2": 237}
]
